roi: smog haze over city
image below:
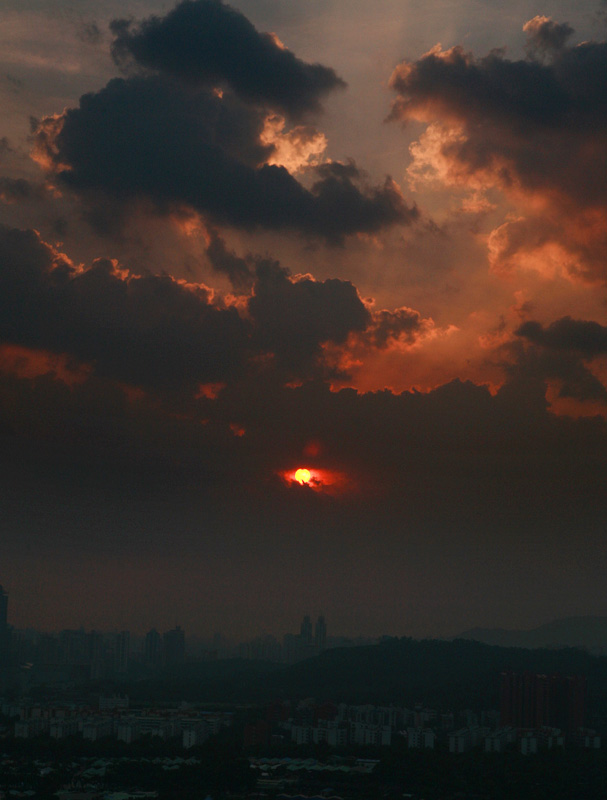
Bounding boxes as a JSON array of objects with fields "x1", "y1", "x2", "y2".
[{"x1": 1, "y1": 0, "x2": 607, "y2": 643}]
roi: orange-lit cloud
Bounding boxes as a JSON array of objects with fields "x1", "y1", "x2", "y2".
[
  {"x1": 260, "y1": 114, "x2": 328, "y2": 173},
  {"x1": 0, "y1": 343, "x2": 91, "y2": 385},
  {"x1": 390, "y1": 23, "x2": 607, "y2": 282}
]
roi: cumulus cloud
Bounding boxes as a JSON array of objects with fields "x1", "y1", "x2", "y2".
[
  {"x1": 361, "y1": 307, "x2": 434, "y2": 349},
  {"x1": 0, "y1": 224, "x2": 250, "y2": 392},
  {"x1": 516, "y1": 317, "x2": 607, "y2": 356},
  {"x1": 110, "y1": 0, "x2": 345, "y2": 119},
  {"x1": 0, "y1": 224, "x2": 437, "y2": 393},
  {"x1": 33, "y1": 75, "x2": 413, "y2": 241},
  {"x1": 248, "y1": 258, "x2": 370, "y2": 377},
  {"x1": 389, "y1": 22, "x2": 607, "y2": 280},
  {"x1": 524, "y1": 16, "x2": 574, "y2": 60},
  {"x1": 499, "y1": 316, "x2": 607, "y2": 406},
  {"x1": 502, "y1": 339, "x2": 607, "y2": 404},
  {"x1": 260, "y1": 115, "x2": 328, "y2": 172}
]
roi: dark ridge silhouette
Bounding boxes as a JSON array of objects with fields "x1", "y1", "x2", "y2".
[
  {"x1": 83, "y1": 637, "x2": 607, "y2": 713},
  {"x1": 457, "y1": 616, "x2": 607, "y2": 651}
]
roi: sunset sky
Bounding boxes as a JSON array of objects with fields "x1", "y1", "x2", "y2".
[{"x1": 1, "y1": 0, "x2": 607, "y2": 640}]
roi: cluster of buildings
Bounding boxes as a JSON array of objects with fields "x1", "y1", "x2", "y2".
[
  {"x1": 2, "y1": 696, "x2": 232, "y2": 749},
  {"x1": 0, "y1": 583, "x2": 192, "y2": 689},
  {"x1": 271, "y1": 689, "x2": 600, "y2": 755},
  {"x1": 449, "y1": 723, "x2": 599, "y2": 754},
  {"x1": 238, "y1": 615, "x2": 328, "y2": 664},
  {"x1": 1, "y1": 585, "x2": 329, "y2": 691},
  {"x1": 283, "y1": 703, "x2": 410, "y2": 748},
  {"x1": 7, "y1": 624, "x2": 187, "y2": 688}
]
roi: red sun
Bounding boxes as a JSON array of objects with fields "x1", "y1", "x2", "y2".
[
  {"x1": 281, "y1": 466, "x2": 350, "y2": 494},
  {"x1": 294, "y1": 468, "x2": 312, "y2": 485}
]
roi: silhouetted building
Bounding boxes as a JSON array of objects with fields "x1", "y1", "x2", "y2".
[
  {"x1": 300, "y1": 615, "x2": 313, "y2": 645},
  {"x1": 283, "y1": 614, "x2": 328, "y2": 663},
  {"x1": 500, "y1": 671, "x2": 586, "y2": 733},
  {"x1": 113, "y1": 631, "x2": 130, "y2": 673},
  {"x1": 144, "y1": 628, "x2": 162, "y2": 666},
  {"x1": 59, "y1": 629, "x2": 89, "y2": 664},
  {"x1": 282, "y1": 632, "x2": 301, "y2": 663},
  {"x1": 163, "y1": 626, "x2": 185, "y2": 666},
  {"x1": 315, "y1": 615, "x2": 327, "y2": 650},
  {"x1": 36, "y1": 632, "x2": 59, "y2": 664},
  {"x1": 239, "y1": 634, "x2": 281, "y2": 662},
  {"x1": 0, "y1": 585, "x2": 7, "y2": 632},
  {"x1": 0, "y1": 585, "x2": 9, "y2": 688}
]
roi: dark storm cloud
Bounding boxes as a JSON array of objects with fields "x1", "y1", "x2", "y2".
[
  {"x1": 34, "y1": 75, "x2": 411, "y2": 241},
  {"x1": 516, "y1": 317, "x2": 607, "y2": 356},
  {"x1": 389, "y1": 21, "x2": 607, "y2": 278},
  {"x1": 110, "y1": 0, "x2": 345, "y2": 119},
  {"x1": 248, "y1": 258, "x2": 370, "y2": 376},
  {"x1": 0, "y1": 225, "x2": 402, "y2": 392},
  {"x1": 511, "y1": 317, "x2": 607, "y2": 402},
  {"x1": 503, "y1": 341, "x2": 607, "y2": 403},
  {"x1": 0, "y1": 224, "x2": 249, "y2": 391}
]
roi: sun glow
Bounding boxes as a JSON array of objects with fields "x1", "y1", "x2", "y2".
[
  {"x1": 281, "y1": 466, "x2": 349, "y2": 493},
  {"x1": 294, "y1": 468, "x2": 312, "y2": 484}
]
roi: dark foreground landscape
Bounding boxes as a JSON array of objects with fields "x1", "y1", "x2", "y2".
[{"x1": 2, "y1": 636, "x2": 607, "y2": 799}]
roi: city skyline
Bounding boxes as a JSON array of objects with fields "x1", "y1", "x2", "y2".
[{"x1": 1, "y1": 0, "x2": 607, "y2": 640}]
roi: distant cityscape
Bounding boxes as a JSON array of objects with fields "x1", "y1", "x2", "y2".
[
  {"x1": 0, "y1": 582, "x2": 602, "y2": 753},
  {"x1": 1, "y1": 583, "x2": 344, "y2": 688},
  {"x1": 2, "y1": 582, "x2": 607, "y2": 800}
]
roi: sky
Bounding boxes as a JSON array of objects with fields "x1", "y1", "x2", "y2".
[{"x1": 1, "y1": 0, "x2": 607, "y2": 641}]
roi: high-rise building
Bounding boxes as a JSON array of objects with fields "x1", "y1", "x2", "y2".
[
  {"x1": 315, "y1": 615, "x2": 327, "y2": 651},
  {"x1": 144, "y1": 628, "x2": 162, "y2": 667},
  {"x1": 0, "y1": 585, "x2": 8, "y2": 660},
  {"x1": 163, "y1": 626, "x2": 186, "y2": 666},
  {"x1": 0, "y1": 585, "x2": 7, "y2": 631},
  {"x1": 300, "y1": 615, "x2": 313, "y2": 645},
  {"x1": 59, "y1": 629, "x2": 89, "y2": 664},
  {"x1": 0, "y1": 585, "x2": 9, "y2": 689},
  {"x1": 114, "y1": 631, "x2": 130, "y2": 674},
  {"x1": 500, "y1": 671, "x2": 586, "y2": 733}
]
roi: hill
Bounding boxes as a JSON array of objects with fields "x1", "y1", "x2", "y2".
[
  {"x1": 96, "y1": 637, "x2": 607, "y2": 716},
  {"x1": 457, "y1": 616, "x2": 607, "y2": 652}
]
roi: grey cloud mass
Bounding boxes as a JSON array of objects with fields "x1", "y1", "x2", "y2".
[
  {"x1": 516, "y1": 317, "x2": 607, "y2": 356},
  {"x1": 110, "y1": 0, "x2": 346, "y2": 119},
  {"x1": 248, "y1": 258, "x2": 370, "y2": 377},
  {"x1": 0, "y1": 224, "x2": 249, "y2": 391},
  {"x1": 0, "y1": 224, "x2": 396, "y2": 391},
  {"x1": 34, "y1": 75, "x2": 412, "y2": 241}
]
